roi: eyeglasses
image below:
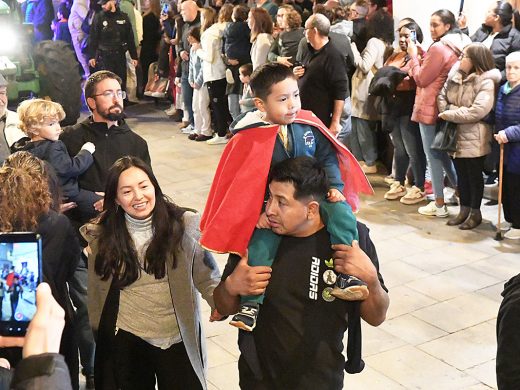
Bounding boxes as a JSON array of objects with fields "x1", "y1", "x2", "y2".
[{"x1": 92, "y1": 90, "x2": 126, "y2": 99}]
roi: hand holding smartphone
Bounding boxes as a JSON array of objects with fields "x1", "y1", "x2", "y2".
[{"x1": 0, "y1": 233, "x2": 42, "y2": 337}]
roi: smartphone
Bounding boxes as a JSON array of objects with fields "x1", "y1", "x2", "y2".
[
  {"x1": 293, "y1": 61, "x2": 304, "y2": 68},
  {"x1": 0, "y1": 233, "x2": 42, "y2": 336},
  {"x1": 161, "y1": 3, "x2": 169, "y2": 15},
  {"x1": 409, "y1": 30, "x2": 417, "y2": 43}
]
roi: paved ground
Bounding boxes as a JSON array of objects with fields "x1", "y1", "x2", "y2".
[{"x1": 85, "y1": 101, "x2": 520, "y2": 389}]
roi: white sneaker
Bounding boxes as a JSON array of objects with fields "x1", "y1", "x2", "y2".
[
  {"x1": 418, "y1": 201, "x2": 449, "y2": 218},
  {"x1": 400, "y1": 186, "x2": 426, "y2": 205},
  {"x1": 206, "y1": 135, "x2": 228, "y2": 145},
  {"x1": 144, "y1": 91, "x2": 154, "y2": 97},
  {"x1": 384, "y1": 182, "x2": 407, "y2": 200},
  {"x1": 384, "y1": 175, "x2": 396, "y2": 186},
  {"x1": 181, "y1": 125, "x2": 194, "y2": 134},
  {"x1": 362, "y1": 164, "x2": 377, "y2": 174},
  {"x1": 164, "y1": 105, "x2": 177, "y2": 116},
  {"x1": 504, "y1": 228, "x2": 520, "y2": 240},
  {"x1": 444, "y1": 187, "x2": 459, "y2": 205}
]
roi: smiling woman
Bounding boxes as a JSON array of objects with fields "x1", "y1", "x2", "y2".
[{"x1": 80, "y1": 156, "x2": 222, "y2": 390}]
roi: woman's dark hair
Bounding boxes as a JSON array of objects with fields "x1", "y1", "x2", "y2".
[
  {"x1": 494, "y1": 1, "x2": 514, "y2": 27},
  {"x1": 366, "y1": 9, "x2": 394, "y2": 44},
  {"x1": 187, "y1": 26, "x2": 201, "y2": 42},
  {"x1": 94, "y1": 156, "x2": 186, "y2": 288},
  {"x1": 464, "y1": 42, "x2": 496, "y2": 74},
  {"x1": 401, "y1": 21, "x2": 424, "y2": 44},
  {"x1": 431, "y1": 9, "x2": 459, "y2": 34},
  {"x1": 58, "y1": 2, "x2": 71, "y2": 18}
]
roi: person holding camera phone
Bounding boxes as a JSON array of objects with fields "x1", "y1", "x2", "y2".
[
  {"x1": 0, "y1": 152, "x2": 82, "y2": 390},
  {"x1": 0, "y1": 282, "x2": 73, "y2": 390},
  {"x1": 381, "y1": 21, "x2": 428, "y2": 205}
]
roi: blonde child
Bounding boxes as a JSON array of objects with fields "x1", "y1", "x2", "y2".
[{"x1": 16, "y1": 99, "x2": 101, "y2": 218}]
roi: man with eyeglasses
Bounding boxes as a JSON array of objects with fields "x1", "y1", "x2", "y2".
[
  {"x1": 0, "y1": 74, "x2": 26, "y2": 165},
  {"x1": 59, "y1": 70, "x2": 150, "y2": 388}
]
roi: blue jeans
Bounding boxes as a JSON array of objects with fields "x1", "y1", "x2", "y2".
[
  {"x1": 391, "y1": 116, "x2": 427, "y2": 188},
  {"x1": 419, "y1": 123, "x2": 457, "y2": 199},
  {"x1": 181, "y1": 76, "x2": 194, "y2": 126},
  {"x1": 338, "y1": 97, "x2": 352, "y2": 145},
  {"x1": 228, "y1": 94, "x2": 240, "y2": 120},
  {"x1": 348, "y1": 117, "x2": 378, "y2": 166}
]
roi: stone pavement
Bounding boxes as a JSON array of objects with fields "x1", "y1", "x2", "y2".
[{"x1": 86, "y1": 102, "x2": 520, "y2": 389}]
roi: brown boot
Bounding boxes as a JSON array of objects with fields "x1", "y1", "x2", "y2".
[
  {"x1": 447, "y1": 206, "x2": 470, "y2": 226},
  {"x1": 459, "y1": 209, "x2": 482, "y2": 230}
]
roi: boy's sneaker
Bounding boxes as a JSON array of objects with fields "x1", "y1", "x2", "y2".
[
  {"x1": 384, "y1": 182, "x2": 407, "y2": 200},
  {"x1": 181, "y1": 125, "x2": 194, "y2": 134},
  {"x1": 331, "y1": 274, "x2": 369, "y2": 301},
  {"x1": 229, "y1": 302, "x2": 259, "y2": 331},
  {"x1": 188, "y1": 133, "x2": 198, "y2": 140},
  {"x1": 164, "y1": 104, "x2": 176, "y2": 115},
  {"x1": 400, "y1": 186, "x2": 426, "y2": 205},
  {"x1": 418, "y1": 201, "x2": 449, "y2": 218},
  {"x1": 206, "y1": 135, "x2": 228, "y2": 145}
]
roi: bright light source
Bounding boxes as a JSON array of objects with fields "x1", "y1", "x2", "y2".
[{"x1": 0, "y1": 25, "x2": 17, "y2": 53}]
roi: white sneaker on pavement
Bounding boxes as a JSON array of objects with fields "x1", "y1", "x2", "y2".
[
  {"x1": 504, "y1": 228, "x2": 520, "y2": 240},
  {"x1": 400, "y1": 186, "x2": 426, "y2": 205},
  {"x1": 418, "y1": 201, "x2": 449, "y2": 218},
  {"x1": 181, "y1": 125, "x2": 194, "y2": 134},
  {"x1": 384, "y1": 182, "x2": 407, "y2": 200},
  {"x1": 206, "y1": 135, "x2": 228, "y2": 145}
]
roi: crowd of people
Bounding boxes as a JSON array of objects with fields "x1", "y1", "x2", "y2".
[{"x1": 0, "y1": 0, "x2": 520, "y2": 388}]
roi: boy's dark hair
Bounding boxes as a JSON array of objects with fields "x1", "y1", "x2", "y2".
[
  {"x1": 84, "y1": 70, "x2": 122, "y2": 101},
  {"x1": 232, "y1": 4, "x2": 248, "y2": 22},
  {"x1": 187, "y1": 26, "x2": 200, "y2": 42},
  {"x1": 249, "y1": 62, "x2": 297, "y2": 101},
  {"x1": 239, "y1": 63, "x2": 253, "y2": 77},
  {"x1": 268, "y1": 157, "x2": 329, "y2": 201},
  {"x1": 58, "y1": 2, "x2": 71, "y2": 18}
]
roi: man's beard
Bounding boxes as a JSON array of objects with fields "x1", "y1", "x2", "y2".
[{"x1": 99, "y1": 104, "x2": 125, "y2": 121}]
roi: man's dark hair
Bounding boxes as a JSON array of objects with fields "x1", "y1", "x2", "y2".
[
  {"x1": 249, "y1": 62, "x2": 297, "y2": 101},
  {"x1": 84, "y1": 70, "x2": 122, "y2": 101},
  {"x1": 268, "y1": 157, "x2": 329, "y2": 201}
]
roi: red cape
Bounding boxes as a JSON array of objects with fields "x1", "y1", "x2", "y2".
[{"x1": 199, "y1": 110, "x2": 373, "y2": 256}]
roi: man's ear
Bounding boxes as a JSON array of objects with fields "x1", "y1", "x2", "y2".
[
  {"x1": 253, "y1": 97, "x2": 266, "y2": 112},
  {"x1": 307, "y1": 201, "x2": 320, "y2": 219},
  {"x1": 86, "y1": 97, "x2": 96, "y2": 112}
]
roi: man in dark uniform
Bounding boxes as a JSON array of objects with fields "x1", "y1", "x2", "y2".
[{"x1": 88, "y1": 0, "x2": 138, "y2": 93}]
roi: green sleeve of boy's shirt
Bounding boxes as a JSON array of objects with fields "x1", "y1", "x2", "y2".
[
  {"x1": 119, "y1": 1, "x2": 138, "y2": 48},
  {"x1": 320, "y1": 200, "x2": 358, "y2": 244}
]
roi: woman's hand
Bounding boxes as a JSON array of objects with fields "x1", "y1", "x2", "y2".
[
  {"x1": 495, "y1": 130, "x2": 509, "y2": 144},
  {"x1": 407, "y1": 39, "x2": 418, "y2": 57}
]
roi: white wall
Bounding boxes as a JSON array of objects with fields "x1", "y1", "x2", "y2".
[{"x1": 393, "y1": 0, "x2": 495, "y2": 46}]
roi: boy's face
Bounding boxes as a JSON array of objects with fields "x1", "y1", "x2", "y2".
[
  {"x1": 32, "y1": 117, "x2": 62, "y2": 141},
  {"x1": 254, "y1": 77, "x2": 301, "y2": 125},
  {"x1": 239, "y1": 72, "x2": 250, "y2": 84}
]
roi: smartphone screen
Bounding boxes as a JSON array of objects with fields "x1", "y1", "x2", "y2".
[
  {"x1": 0, "y1": 233, "x2": 42, "y2": 336},
  {"x1": 409, "y1": 30, "x2": 417, "y2": 43}
]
